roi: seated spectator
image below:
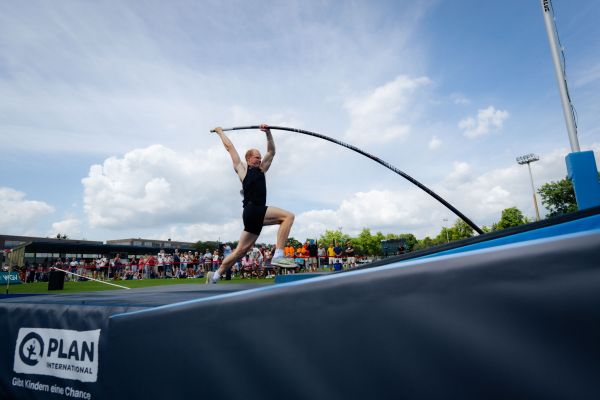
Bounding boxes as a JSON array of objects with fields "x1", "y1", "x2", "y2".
[{"x1": 241, "y1": 255, "x2": 253, "y2": 279}]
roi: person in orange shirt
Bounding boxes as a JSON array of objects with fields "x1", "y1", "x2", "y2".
[{"x1": 284, "y1": 243, "x2": 295, "y2": 258}]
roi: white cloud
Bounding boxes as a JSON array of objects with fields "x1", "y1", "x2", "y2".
[
  {"x1": 344, "y1": 75, "x2": 431, "y2": 144},
  {"x1": 0, "y1": 187, "x2": 55, "y2": 234},
  {"x1": 82, "y1": 144, "x2": 240, "y2": 230},
  {"x1": 285, "y1": 144, "x2": 600, "y2": 241},
  {"x1": 438, "y1": 145, "x2": 600, "y2": 225},
  {"x1": 445, "y1": 161, "x2": 472, "y2": 185},
  {"x1": 459, "y1": 106, "x2": 509, "y2": 139},
  {"x1": 50, "y1": 218, "x2": 82, "y2": 238},
  {"x1": 288, "y1": 189, "x2": 440, "y2": 241},
  {"x1": 428, "y1": 135, "x2": 442, "y2": 150}
]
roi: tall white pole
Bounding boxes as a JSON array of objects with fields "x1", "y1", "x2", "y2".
[
  {"x1": 527, "y1": 163, "x2": 542, "y2": 221},
  {"x1": 540, "y1": 0, "x2": 580, "y2": 152}
]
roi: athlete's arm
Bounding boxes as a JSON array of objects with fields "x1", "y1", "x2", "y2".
[
  {"x1": 260, "y1": 124, "x2": 275, "y2": 173},
  {"x1": 213, "y1": 127, "x2": 246, "y2": 180}
]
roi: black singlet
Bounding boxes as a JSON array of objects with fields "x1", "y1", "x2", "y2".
[{"x1": 242, "y1": 166, "x2": 268, "y2": 235}]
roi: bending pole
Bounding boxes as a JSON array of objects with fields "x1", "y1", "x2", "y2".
[{"x1": 211, "y1": 125, "x2": 484, "y2": 234}]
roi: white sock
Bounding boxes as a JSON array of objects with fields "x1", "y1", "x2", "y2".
[
  {"x1": 212, "y1": 271, "x2": 221, "y2": 283},
  {"x1": 273, "y1": 249, "x2": 284, "y2": 259}
]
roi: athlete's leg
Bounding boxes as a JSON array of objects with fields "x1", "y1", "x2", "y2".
[
  {"x1": 263, "y1": 206, "x2": 295, "y2": 250},
  {"x1": 263, "y1": 206, "x2": 295, "y2": 268},
  {"x1": 216, "y1": 230, "x2": 258, "y2": 276}
]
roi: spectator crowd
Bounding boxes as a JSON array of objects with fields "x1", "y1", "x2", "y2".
[{"x1": 8, "y1": 240, "x2": 366, "y2": 284}]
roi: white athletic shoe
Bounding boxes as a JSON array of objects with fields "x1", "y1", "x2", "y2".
[{"x1": 271, "y1": 257, "x2": 296, "y2": 268}]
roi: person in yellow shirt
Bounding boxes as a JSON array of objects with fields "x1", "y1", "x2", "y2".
[{"x1": 327, "y1": 243, "x2": 335, "y2": 271}]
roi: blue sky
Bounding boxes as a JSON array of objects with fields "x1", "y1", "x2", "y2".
[{"x1": 1, "y1": 0, "x2": 599, "y2": 244}]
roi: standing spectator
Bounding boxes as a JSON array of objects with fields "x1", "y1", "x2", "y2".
[
  {"x1": 345, "y1": 242, "x2": 356, "y2": 268},
  {"x1": 131, "y1": 257, "x2": 138, "y2": 279},
  {"x1": 203, "y1": 249, "x2": 212, "y2": 273},
  {"x1": 99, "y1": 256, "x2": 109, "y2": 279},
  {"x1": 223, "y1": 243, "x2": 232, "y2": 259},
  {"x1": 113, "y1": 254, "x2": 123, "y2": 279},
  {"x1": 317, "y1": 244, "x2": 326, "y2": 270},
  {"x1": 180, "y1": 252, "x2": 189, "y2": 278},
  {"x1": 265, "y1": 245, "x2": 277, "y2": 277},
  {"x1": 93, "y1": 257, "x2": 101, "y2": 280},
  {"x1": 69, "y1": 258, "x2": 79, "y2": 281},
  {"x1": 191, "y1": 252, "x2": 200, "y2": 277},
  {"x1": 146, "y1": 254, "x2": 157, "y2": 279},
  {"x1": 295, "y1": 246, "x2": 305, "y2": 271},
  {"x1": 284, "y1": 242, "x2": 295, "y2": 258},
  {"x1": 157, "y1": 250, "x2": 166, "y2": 278},
  {"x1": 165, "y1": 253, "x2": 174, "y2": 277},
  {"x1": 212, "y1": 250, "x2": 220, "y2": 272},
  {"x1": 307, "y1": 240, "x2": 318, "y2": 272},
  {"x1": 327, "y1": 243, "x2": 335, "y2": 271},
  {"x1": 138, "y1": 256, "x2": 146, "y2": 279},
  {"x1": 334, "y1": 242, "x2": 344, "y2": 271},
  {"x1": 76, "y1": 259, "x2": 86, "y2": 279},
  {"x1": 172, "y1": 250, "x2": 180, "y2": 278}
]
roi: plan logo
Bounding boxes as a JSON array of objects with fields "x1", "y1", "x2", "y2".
[
  {"x1": 14, "y1": 328, "x2": 100, "y2": 383},
  {"x1": 18, "y1": 332, "x2": 45, "y2": 366}
]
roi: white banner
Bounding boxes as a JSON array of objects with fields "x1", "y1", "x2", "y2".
[{"x1": 13, "y1": 328, "x2": 100, "y2": 383}]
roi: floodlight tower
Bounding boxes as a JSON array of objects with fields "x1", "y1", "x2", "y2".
[
  {"x1": 517, "y1": 153, "x2": 541, "y2": 221},
  {"x1": 540, "y1": 0, "x2": 600, "y2": 209}
]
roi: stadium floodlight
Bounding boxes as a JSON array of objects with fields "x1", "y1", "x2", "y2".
[
  {"x1": 516, "y1": 153, "x2": 541, "y2": 221},
  {"x1": 516, "y1": 153, "x2": 540, "y2": 165}
]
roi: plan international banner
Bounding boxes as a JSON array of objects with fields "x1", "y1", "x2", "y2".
[{"x1": 0, "y1": 302, "x2": 132, "y2": 399}]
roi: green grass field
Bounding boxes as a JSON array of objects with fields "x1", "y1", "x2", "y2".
[{"x1": 2, "y1": 276, "x2": 274, "y2": 295}]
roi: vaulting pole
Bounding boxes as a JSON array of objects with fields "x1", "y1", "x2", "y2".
[{"x1": 212, "y1": 125, "x2": 484, "y2": 234}]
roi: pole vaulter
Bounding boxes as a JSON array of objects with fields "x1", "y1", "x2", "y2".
[{"x1": 211, "y1": 125, "x2": 484, "y2": 235}]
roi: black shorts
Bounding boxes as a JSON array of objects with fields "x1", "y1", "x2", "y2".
[{"x1": 243, "y1": 204, "x2": 268, "y2": 235}]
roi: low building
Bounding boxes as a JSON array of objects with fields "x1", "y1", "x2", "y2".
[{"x1": 0, "y1": 234, "x2": 196, "y2": 267}]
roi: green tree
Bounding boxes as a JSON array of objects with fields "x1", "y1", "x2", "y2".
[
  {"x1": 494, "y1": 207, "x2": 530, "y2": 230},
  {"x1": 537, "y1": 178, "x2": 578, "y2": 217},
  {"x1": 414, "y1": 236, "x2": 435, "y2": 250},
  {"x1": 286, "y1": 237, "x2": 302, "y2": 248},
  {"x1": 450, "y1": 219, "x2": 475, "y2": 240},
  {"x1": 397, "y1": 233, "x2": 418, "y2": 252},
  {"x1": 434, "y1": 227, "x2": 452, "y2": 244},
  {"x1": 373, "y1": 231, "x2": 385, "y2": 255},
  {"x1": 318, "y1": 230, "x2": 350, "y2": 248},
  {"x1": 352, "y1": 228, "x2": 373, "y2": 256},
  {"x1": 351, "y1": 228, "x2": 384, "y2": 256},
  {"x1": 194, "y1": 240, "x2": 220, "y2": 252}
]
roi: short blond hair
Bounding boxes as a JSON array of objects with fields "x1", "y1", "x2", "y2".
[{"x1": 245, "y1": 148, "x2": 260, "y2": 161}]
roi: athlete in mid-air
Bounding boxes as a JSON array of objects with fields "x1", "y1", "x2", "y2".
[{"x1": 209, "y1": 124, "x2": 296, "y2": 283}]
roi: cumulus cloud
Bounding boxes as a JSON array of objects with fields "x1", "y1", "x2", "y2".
[
  {"x1": 445, "y1": 161, "x2": 472, "y2": 185},
  {"x1": 459, "y1": 106, "x2": 509, "y2": 138},
  {"x1": 288, "y1": 189, "x2": 439, "y2": 241},
  {"x1": 82, "y1": 144, "x2": 240, "y2": 230},
  {"x1": 0, "y1": 187, "x2": 55, "y2": 234},
  {"x1": 437, "y1": 144, "x2": 600, "y2": 225},
  {"x1": 344, "y1": 75, "x2": 431, "y2": 144},
  {"x1": 284, "y1": 144, "x2": 600, "y2": 241},
  {"x1": 428, "y1": 135, "x2": 442, "y2": 150},
  {"x1": 77, "y1": 140, "x2": 600, "y2": 243},
  {"x1": 50, "y1": 218, "x2": 82, "y2": 238}
]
